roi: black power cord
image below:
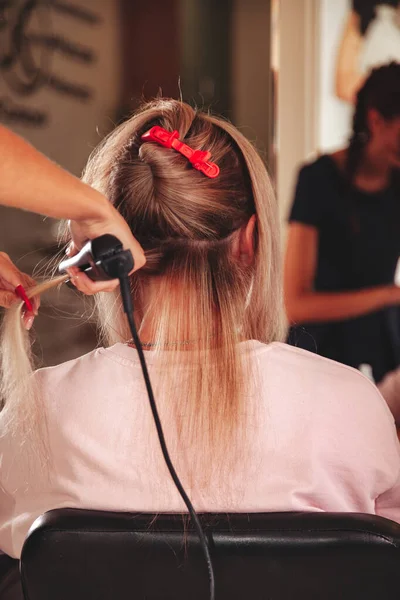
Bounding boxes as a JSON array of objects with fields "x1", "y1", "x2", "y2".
[
  {"x1": 59, "y1": 235, "x2": 215, "y2": 598},
  {"x1": 119, "y1": 276, "x2": 215, "y2": 600}
]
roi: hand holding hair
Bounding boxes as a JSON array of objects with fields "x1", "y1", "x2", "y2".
[
  {"x1": 0, "y1": 124, "x2": 146, "y2": 296},
  {"x1": 0, "y1": 252, "x2": 39, "y2": 329},
  {"x1": 65, "y1": 207, "x2": 145, "y2": 295}
]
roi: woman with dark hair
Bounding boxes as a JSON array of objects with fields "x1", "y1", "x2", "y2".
[
  {"x1": 336, "y1": 0, "x2": 400, "y2": 103},
  {"x1": 285, "y1": 62, "x2": 400, "y2": 383}
]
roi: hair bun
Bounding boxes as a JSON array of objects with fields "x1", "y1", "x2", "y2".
[{"x1": 139, "y1": 140, "x2": 169, "y2": 172}]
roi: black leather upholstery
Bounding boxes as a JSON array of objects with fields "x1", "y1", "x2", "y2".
[{"x1": 20, "y1": 509, "x2": 400, "y2": 599}]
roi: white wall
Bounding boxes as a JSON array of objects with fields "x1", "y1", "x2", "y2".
[
  {"x1": 231, "y1": 0, "x2": 272, "y2": 165},
  {"x1": 277, "y1": 0, "x2": 320, "y2": 221},
  {"x1": 318, "y1": 0, "x2": 352, "y2": 152}
]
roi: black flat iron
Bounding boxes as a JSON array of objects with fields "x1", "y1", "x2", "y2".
[{"x1": 58, "y1": 234, "x2": 134, "y2": 281}]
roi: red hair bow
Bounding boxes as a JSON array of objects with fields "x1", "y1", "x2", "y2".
[{"x1": 141, "y1": 126, "x2": 220, "y2": 179}]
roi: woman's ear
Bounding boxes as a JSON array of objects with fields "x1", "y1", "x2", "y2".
[{"x1": 232, "y1": 215, "x2": 256, "y2": 266}]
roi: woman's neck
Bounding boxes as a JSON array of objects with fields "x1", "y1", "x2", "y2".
[
  {"x1": 137, "y1": 321, "x2": 197, "y2": 350},
  {"x1": 332, "y1": 147, "x2": 391, "y2": 193},
  {"x1": 132, "y1": 280, "x2": 220, "y2": 351},
  {"x1": 358, "y1": 143, "x2": 392, "y2": 183}
]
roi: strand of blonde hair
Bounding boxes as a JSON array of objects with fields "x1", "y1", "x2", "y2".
[{"x1": 0, "y1": 275, "x2": 68, "y2": 469}]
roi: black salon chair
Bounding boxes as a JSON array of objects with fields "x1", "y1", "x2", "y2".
[{"x1": 19, "y1": 508, "x2": 400, "y2": 600}]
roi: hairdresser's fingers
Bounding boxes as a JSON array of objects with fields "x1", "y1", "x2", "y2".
[
  {"x1": 65, "y1": 241, "x2": 77, "y2": 257},
  {"x1": 0, "y1": 254, "x2": 39, "y2": 312},
  {"x1": 30, "y1": 297, "x2": 40, "y2": 316},
  {"x1": 24, "y1": 314, "x2": 35, "y2": 331},
  {"x1": 0, "y1": 279, "x2": 37, "y2": 324},
  {"x1": 0, "y1": 255, "x2": 39, "y2": 326},
  {"x1": 0, "y1": 251, "x2": 27, "y2": 290},
  {"x1": 21, "y1": 272, "x2": 37, "y2": 288},
  {"x1": 0, "y1": 289, "x2": 34, "y2": 329},
  {"x1": 68, "y1": 210, "x2": 146, "y2": 274},
  {"x1": 67, "y1": 268, "x2": 119, "y2": 295},
  {"x1": 20, "y1": 274, "x2": 40, "y2": 316},
  {"x1": 21, "y1": 310, "x2": 36, "y2": 330},
  {"x1": 0, "y1": 289, "x2": 20, "y2": 309},
  {"x1": 71, "y1": 276, "x2": 119, "y2": 295}
]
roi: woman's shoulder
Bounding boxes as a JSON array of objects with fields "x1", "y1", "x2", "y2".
[
  {"x1": 33, "y1": 345, "x2": 141, "y2": 415},
  {"x1": 299, "y1": 151, "x2": 344, "y2": 179},
  {"x1": 259, "y1": 341, "x2": 393, "y2": 418},
  {"x1": 265, "y1": 340, "x2": 371, "y2": 383},
  {"x1": 293, "y1": 152, "x2": 346, "y2": 203},
  {"x1": 34, "y1": 346, "x2": 112, "y2": 388}
]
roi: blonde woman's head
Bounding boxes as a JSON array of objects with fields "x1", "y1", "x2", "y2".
[
  {"x1": 82, "y1": 98, "x2": 283, "y2": 346},
  {"x1": 1, "y1": 98, "x2": 284, "y2": 484}
]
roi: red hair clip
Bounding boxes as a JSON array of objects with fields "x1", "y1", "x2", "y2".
[
  {"x1": 141, "y1": 126, "x2": 220, "y2": 179},
  {"x1": 15, "y1": 285, "x2": 33, "y2": 312}
]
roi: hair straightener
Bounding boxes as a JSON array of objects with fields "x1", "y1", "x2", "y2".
[
  {"x1": 59, "y1": 234, "x2": 215, "y2": 599},
  {"x1": 59, "y1": 234, "x2": 134, "y2": 281}
]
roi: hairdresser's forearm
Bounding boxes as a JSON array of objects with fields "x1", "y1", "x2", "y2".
[
  {"x1": 0, "y1": 126, "x2": 110, "y2": 222},
  {"x1": 286, "y1": 286, "x2": 399, "y2": 324}
]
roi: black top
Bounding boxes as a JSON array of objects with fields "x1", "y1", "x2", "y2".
[{"x1": 288, "y1": 154, "x2": 400, "y2": 382}]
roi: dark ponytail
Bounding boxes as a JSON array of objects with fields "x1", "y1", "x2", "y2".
[
  {"x1": 346, "y1": 62, "x2": 400, "y2": 185},
  {"x1": 345, "y1": 86, "x2": 370, "y2": 184}
]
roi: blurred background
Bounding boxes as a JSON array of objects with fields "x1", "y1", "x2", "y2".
[{"x1": 1, "y1": 0, "x2": 399, "y2": 368}]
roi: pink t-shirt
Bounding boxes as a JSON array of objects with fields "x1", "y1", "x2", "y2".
[
  {"x1": 379, "y1": 367, "x2": 400, "y2": 425},
  {"x1": 1, "y1": 340, "x2": 400, "y2": 558}
]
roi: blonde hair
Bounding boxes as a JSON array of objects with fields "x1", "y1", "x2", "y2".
[
  {"x1": 0, "y1": 99, "x2": 284, "y2": 479},
  {"x1": 0, "y1": 276, "x2": 67, "y2": 468}
]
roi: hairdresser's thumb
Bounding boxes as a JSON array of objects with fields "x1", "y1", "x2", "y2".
[
  {"x1": 65, "y1": 242, "x2": 78, "y2": 257},
  {"x1": 24, "y1": 315, "x2": 35, "y2": 331},
  {"x1": 0, "y1": 290, "x2": 19, "y2": 309}
]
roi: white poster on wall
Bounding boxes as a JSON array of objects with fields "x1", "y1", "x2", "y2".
[
  {"x1": 0, "y1": 0, "x2": 121, "y2": 175},
  {"x1": 318, "y1": 0, "x2": 400, "y2": 153}
]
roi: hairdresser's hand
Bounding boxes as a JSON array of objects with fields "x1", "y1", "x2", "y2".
[
  {"x1": 66, "y1": 203, "x2": 145, "y2": 295},
  {"x1": 386, "y1": 285, "x2": 400, "y2": 305},
  {"x1": 0, "y1": 252, "x2": 39, "y2": 329}
]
